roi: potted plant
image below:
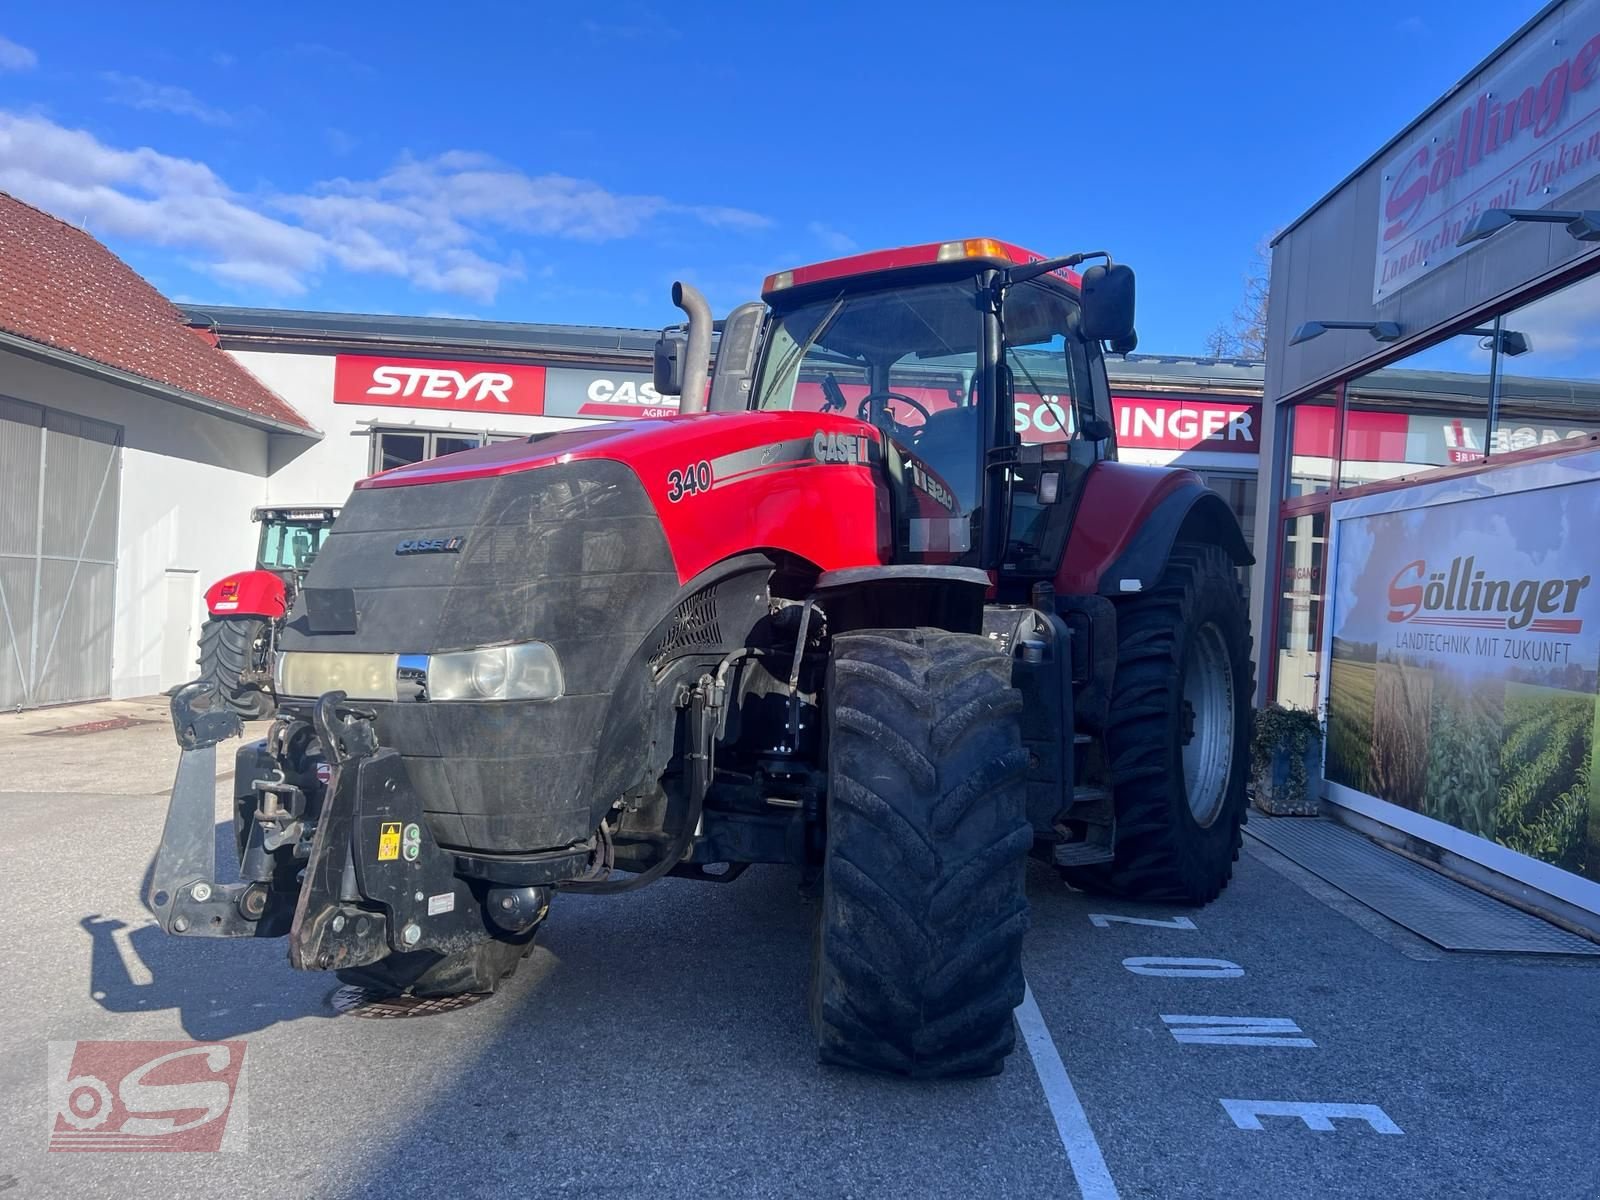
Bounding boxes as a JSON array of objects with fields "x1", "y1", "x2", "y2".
[{"x1": 1250, "y1": 704, "x2": 1324, "y2": 816}]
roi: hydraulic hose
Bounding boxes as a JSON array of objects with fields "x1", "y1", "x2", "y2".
[{"x1": 559, "y1": 646, "x2": 766, "y2": 895}]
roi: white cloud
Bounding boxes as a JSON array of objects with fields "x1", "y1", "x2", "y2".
[
  {"x1": 197, "y1": 259, "x2": 309, "y2": 295},
  {"x1": 0, "y1": 36, "x2": 36, "y2": 71},
  {"x1": 808, "y1": 221, "x2": 857, "y2": 254},
  {"x1": 0, "y1": 111, "x2": 771, "y2": 306},
  {"x1": 101, "y1": 73, "x2": 233, "y2": 126}
]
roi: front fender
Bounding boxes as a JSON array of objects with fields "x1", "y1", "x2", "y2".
[{"x1": 205, "y1": 569, "x2": 287, "y2": 619}]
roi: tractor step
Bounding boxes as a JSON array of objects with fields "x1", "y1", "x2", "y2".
[
  {"x1": 1052, "y1": 840, "x2": 1116, "y2": 866},
  {"x1": 1052, "y1": 785, "x2": 1115, "y2": 866}
]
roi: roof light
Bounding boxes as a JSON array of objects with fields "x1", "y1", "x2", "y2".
[
  {"x1": 936, "y1": 238, "x2": 1010, "y2": 263},
  {"x1": 762, "y1": 269, "x2": 795, "y2": 292}
]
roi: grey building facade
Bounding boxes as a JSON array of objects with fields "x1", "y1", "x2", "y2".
[{"x1": 1256, "y1": 0, "x2": 1600, "y2": 922}]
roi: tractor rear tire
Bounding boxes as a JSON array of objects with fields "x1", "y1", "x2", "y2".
[
  {"x1": 1061, "y1": 542, "x2": 1253, "y2": 904},
  {"x1": 812, "y1": 629, "x2": 1031, "y2": 1078},
  {"x1": 197, "y1": 617, "x2": 276, "y2": 721},
  {"x1": 335, "y1": 933, "x2": 538, "y2": 998}
]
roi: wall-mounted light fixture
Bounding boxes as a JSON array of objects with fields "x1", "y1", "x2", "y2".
[
  {"x1": 1456, "y1": 208, "x2": 1600, "y2": 246},
  {"x1": 1465, "y1": 326, "x2": 1533, "y2": 356},
  {"x1": 1289, "y1": 320, "x2": 1403, "y2": 345}
]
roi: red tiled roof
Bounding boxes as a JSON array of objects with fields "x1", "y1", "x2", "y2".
[{"x1": 0, "y1": 192, "x2": 315, "y2": 432}]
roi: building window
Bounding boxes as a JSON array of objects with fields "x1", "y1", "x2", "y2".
[
  {"x1": 1339, "y1": 332, "x2": 1493, "y2": 488},
  {"x1": 370, "y1": 427, "x2": 512, "y2": 472},
  {"x1": 1265, "y1": 266, "x2": 1600, "y2": 715},
  {"x1": 1282, "y1": 395, "x2": 1338, "y2": 498},
  {"x1": 1273, "y1": 511, "x2": 1326, "y2": 713},
  {"x1": 1489, "y1": 273, "x2": 1600, "y2": 454}
]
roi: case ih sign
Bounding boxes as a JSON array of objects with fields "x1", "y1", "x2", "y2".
[
  {"x1": 1375, "y1": 1, "x2": 1600, "y2": 300},
  {"x1": 334, "y1": 355, "x2": 547, "y2": 416}
]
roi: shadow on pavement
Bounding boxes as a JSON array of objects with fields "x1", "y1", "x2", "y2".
[{"x1": 79, "y1": 819, "x2": 332, "y2": 1039}]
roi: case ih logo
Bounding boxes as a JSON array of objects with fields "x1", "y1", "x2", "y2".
[
  {"x1": 334, "y1": 355, "x2": 546, "y2": 416},
  {"x1": 47, "y1": 1040, "x2": 248, "y2": 1152},
  {"x1": 577, "y1": 377, "x2": 679, "y2": 419},
  {"x1": 396, "y1": 536, "x2": 464, "y2": 555},
  {"x1": 1387, "y1": 555, "x2": 1591, "y2": 633}
]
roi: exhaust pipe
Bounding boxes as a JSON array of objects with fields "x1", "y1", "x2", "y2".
[{"x1": 672, "y1": 281, "x2": 713, "y2": 415}]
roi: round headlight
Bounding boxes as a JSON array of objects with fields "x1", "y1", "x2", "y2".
[{"x1": 470, "y1": 652, "x2": 508, "y2": 697}]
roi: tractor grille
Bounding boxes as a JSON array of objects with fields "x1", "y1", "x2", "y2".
[{"x1": 649, "y1": 587, "x2": 722, "y2": 671}]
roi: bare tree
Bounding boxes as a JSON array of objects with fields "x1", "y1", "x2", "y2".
[{"x1": 1205, "y1": 236, "x2": 1272, "y2": 360}]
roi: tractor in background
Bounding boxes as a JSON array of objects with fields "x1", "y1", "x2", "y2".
[{"x1": 196, "y1": 506, "x2": 339, "y2": 719}]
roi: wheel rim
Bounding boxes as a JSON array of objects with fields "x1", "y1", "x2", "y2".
[{"x1": 1180, "y1": 622, "x2": 1235, "y2": 828}]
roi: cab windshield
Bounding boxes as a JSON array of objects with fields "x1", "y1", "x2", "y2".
[
  {"x1": 258, "y1": 519, "x2": 333, "y2": 571},
  {"x1": 755, "y1": 281, "x2": 984, "y2": 557}
]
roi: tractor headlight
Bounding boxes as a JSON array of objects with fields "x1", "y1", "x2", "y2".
[
  {"x1": 274, "y1": 641, "x2": 562, "y2": 703},
  {"x1": 275, "y1": 651, "x2": 400, "y2": 702},
  {"x1": 426, "y1": 641, "x2": 564, "y2": 702}
]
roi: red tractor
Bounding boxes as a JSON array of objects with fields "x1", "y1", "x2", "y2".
[
  {"x1": 150, "y1": 238, "x2": 1252, "y2": 1079},
  {"x1": 197, "y1": 506, "x2": 339, "y2": 719}
]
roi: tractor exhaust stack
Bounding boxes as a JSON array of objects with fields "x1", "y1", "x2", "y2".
[{"x1": 672, "y1": 280, "x2": 712, "y2": 414}]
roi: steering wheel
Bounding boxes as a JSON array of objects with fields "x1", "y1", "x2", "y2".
[{"x1": 855, "y1": 390, "x2": 933, "y2": 428}]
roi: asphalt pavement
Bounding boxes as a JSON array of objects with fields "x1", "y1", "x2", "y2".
[{"x1": 1, "y1": 702, "x2": 1597, "y2": 1199}]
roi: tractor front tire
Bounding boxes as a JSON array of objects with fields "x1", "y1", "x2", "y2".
[
  {"x1": 197, "y1": 616, "x2": 276, "y2": 721},
  {"x1": 335, "y1": 933, "x2": 539, "y2": 998},
  {"x1": 812, "y1": 629, "x2": 1031, "y2": 1079},
  {"x1": 1062, "y1": 542, "x2": 1253, "y2": 904}
]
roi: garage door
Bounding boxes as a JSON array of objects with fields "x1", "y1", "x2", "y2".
[{"x1": 0, "y1": 396, "x2": 122, "y2": 710}]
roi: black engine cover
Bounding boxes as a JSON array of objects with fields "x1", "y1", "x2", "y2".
[{"x1": 280, "y1": 459, "x2": 679, "y2": 852}]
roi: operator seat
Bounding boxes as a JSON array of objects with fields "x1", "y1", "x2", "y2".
[{"x1": 907, "y1": 405, "x2": 981, "y2": 513}]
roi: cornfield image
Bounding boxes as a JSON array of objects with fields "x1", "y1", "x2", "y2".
[
  {"x1": 1494, "y1": 684, "x2": 1597, "y2": 880},
  {"x1": 1326, "y1": 655, "x2": 1376, "y2": 794},
  {"x1": 1421, "y1": 674, "x2": 1504, "y2": 840},
  {"x1": 1371, "y1": 660, "x2": 1432, "y2": 812}
]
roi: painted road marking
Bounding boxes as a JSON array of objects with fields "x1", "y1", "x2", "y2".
[
  {"x1": 1220, "y1": 1099, "x2": 1403, "y2": 1134},
  {"x1": 1016, "y1": 982, "x2": 1120, "y2": 1200},
  {"x1": 1088, "y1": 913, "x2": 1197, "y2": 930},
  {"x1": 1122, "y1": 957, "x2": 1244, "y2": 978},
  {"x1": 1161, "y1": 1015, "x2": 1316, "y2": 1048}
]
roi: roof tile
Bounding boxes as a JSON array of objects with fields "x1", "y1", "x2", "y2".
[{"x1": 0, "y1": 192, "x2": 315, "y2": 431}]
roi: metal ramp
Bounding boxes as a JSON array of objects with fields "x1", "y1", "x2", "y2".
[{"x1": 1246, "y1": 816, "x2": 1600, "y2": 956}]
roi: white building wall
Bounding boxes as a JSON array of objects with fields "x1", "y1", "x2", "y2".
[
  {"x1": 0, "y1": 349, "x2": 271, "y2": 700},
  {"x1": 229, "y1": 350, "x2": 602, "y2": 506}
]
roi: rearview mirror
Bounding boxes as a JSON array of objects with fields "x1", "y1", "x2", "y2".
[
  {"x1": 1080, "y1": 262, "x2": 1136, "y2": 343},
  {"x1": 653, "y1": 330, "x2": 686, "y2": 397}
]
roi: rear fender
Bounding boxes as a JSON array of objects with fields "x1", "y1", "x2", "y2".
[
  {"x1": 1056, "y1": 464, "x2": 1250, "y2": 597},
  {"x1": 205, "y1": 569, "x2": 287, "y2": 619}
]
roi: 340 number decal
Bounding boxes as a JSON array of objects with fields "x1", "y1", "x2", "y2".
[{"x1": 666, "y1": 460, "x2": 713, "y2": 502}]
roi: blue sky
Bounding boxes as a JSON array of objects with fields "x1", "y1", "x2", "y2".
[{"x1": 0, "y1": 1, "x2": 1548, "y2": 353}]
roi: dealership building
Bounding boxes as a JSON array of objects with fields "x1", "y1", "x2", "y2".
[{"x1": 1252, "y1": 0, "x2": 1600, "y2": 923}]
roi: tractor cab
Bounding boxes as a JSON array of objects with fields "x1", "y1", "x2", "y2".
[
  {"x1": 253, "y1": 506, "x2": 339, "y2": 582},
  {"x1": 677, "y1": 238, "x2": 1138, "y2": 591}
]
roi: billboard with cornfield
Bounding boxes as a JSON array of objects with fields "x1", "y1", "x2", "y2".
[{"x1": 1325, "y1": 468, "x2": 1600, "y2": 884}]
